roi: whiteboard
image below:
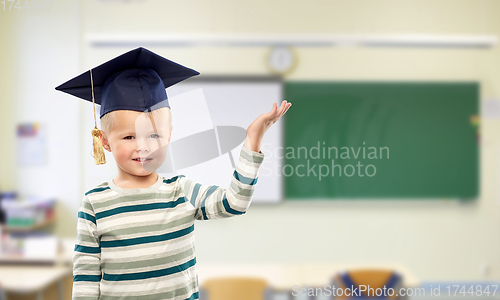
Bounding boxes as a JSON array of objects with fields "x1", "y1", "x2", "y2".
[{"x1": 82, "y1": 75, "x2": 283, "y2": 204}]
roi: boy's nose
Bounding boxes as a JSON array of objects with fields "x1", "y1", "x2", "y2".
[{"x1": 136, "y1": 139, "x2": 149, "y2": 152}]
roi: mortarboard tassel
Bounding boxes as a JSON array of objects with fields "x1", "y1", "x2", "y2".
[{"x1": 90, "y1": 69, "x2": 106, "y2": 165}]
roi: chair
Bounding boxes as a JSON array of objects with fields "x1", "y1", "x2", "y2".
[
  {"x1": 200, "y1": 276, "x2": 272, "y2": 300},
  {"x1": 332, "y1": 269, "x2": 404, "y2": 300},
  {"x1": 0, "y1": 283, "x2": 5, "y2": 300}
]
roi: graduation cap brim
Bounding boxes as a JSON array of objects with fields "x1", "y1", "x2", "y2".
[{"x1": 55, "y1": 47, "x2": 200, "y2": 105}]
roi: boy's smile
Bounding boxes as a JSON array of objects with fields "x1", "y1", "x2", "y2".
[{"x1": 100, "y1": 109, "x2": 172, "y2": 187}]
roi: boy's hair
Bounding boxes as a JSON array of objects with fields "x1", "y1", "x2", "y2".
[{"x1": 100, "y1": 107, "x2": 172, "y2": 136}]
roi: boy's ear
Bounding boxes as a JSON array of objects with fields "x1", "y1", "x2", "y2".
[
  {"x1": 167, "y1": 126, "x2": 173, "y2": 145},
  {"x1": 100, "y1": 130, "x2": 111, "y2": 152}
]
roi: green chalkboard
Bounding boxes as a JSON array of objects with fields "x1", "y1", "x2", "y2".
[{"x1": 283, "y1": 82, "x2": 479, "y2": 200}]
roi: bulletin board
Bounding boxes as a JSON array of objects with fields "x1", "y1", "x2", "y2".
[
  {"x1": 81, "y1": 69, "x2": 283, "y2": 203},
  {"x1": 82, "y1": 47, "x2": 284, "y2": 204}
]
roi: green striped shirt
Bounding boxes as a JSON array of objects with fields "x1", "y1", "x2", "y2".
[{"x1": 72, "y1": 144, "x2": 265, "y2": 300}]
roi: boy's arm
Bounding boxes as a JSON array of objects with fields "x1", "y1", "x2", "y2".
[
  {"x1": 72, "y1": 195, "x2": 101, "y2": 300},
  {"x1": 180, "y1": 141, "x2": 265, "y2": 220}
]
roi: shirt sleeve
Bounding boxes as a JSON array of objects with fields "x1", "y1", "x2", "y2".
[
  {"x1": 180, "y1": 143, "x2": 265, "y2": 220},
  {"x1": 72, "y1": 195, "x2": 101, "y2": 300}
]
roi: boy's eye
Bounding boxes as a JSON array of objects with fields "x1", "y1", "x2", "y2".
[{"x1": 123, "y1": 134, "x2": 159, "y2": 139}]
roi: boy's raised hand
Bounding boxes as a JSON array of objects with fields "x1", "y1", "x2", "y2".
[{"x1": 244, "y1": 100, "x2": 292, "y2": 153}]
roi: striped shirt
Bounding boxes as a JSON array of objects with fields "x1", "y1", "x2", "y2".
[{"x1": 72, "y1": 144, "x2": 265, "y2": 300}]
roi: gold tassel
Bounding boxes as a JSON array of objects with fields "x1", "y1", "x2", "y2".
[
  {"x1": 90, "y1": 68, "x2": 106, "y2": 165},
  {"x1": 92, "y1": 126, "x2": 106, "y2": 165}
]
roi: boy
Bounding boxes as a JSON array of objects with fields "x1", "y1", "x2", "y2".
[{"x1": 55, "y1": 47, "x2": 291, "y2": 300}]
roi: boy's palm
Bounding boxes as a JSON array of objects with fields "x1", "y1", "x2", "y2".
[{"x1": 245, "y1": 100, "x2": 292, "y2": 151}]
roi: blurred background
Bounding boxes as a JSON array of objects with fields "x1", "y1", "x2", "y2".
[{"x1": 1, "y1": 0, "x2": 500, "y2": 299}]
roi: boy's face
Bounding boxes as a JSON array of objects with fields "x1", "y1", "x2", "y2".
[{"x1": 100, "y1": 110, "x2": 172, "y2": 176}]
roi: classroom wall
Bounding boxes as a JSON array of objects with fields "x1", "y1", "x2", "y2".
[
  {"x1": 2, "y1": 0, "x2": 500, "y2": 282},
  {"x1": 1, "y1": 0, "x2": 83, "y2": 232},
  {"x1": 0, "y1": 13, "x2": 16, "y2": 192}
]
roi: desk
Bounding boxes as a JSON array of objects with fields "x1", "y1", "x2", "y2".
[
  {"x1": 0, "y1": 265, "x2": 71, "y2": 300},
  {"x1": 0, "y1": 238, "x2": 74, "y2": 300},
  {"x1": 0, "y1": 238, "x2": 420, "y2": 299},
  {"x1": 197, "y1": 263, "x2": 420, "y2": 291}
]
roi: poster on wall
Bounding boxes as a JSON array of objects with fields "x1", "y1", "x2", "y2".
[{"x1": 17, "y1": 122, "x2": 47, "y2": 167}]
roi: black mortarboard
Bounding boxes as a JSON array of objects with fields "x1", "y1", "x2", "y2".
[
  {"x1": 55, "y1": 47, "x2": 199, "y2": 118},
  {"x1": 55, "y1": 47, "x2": 199, "y2": 165}
]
